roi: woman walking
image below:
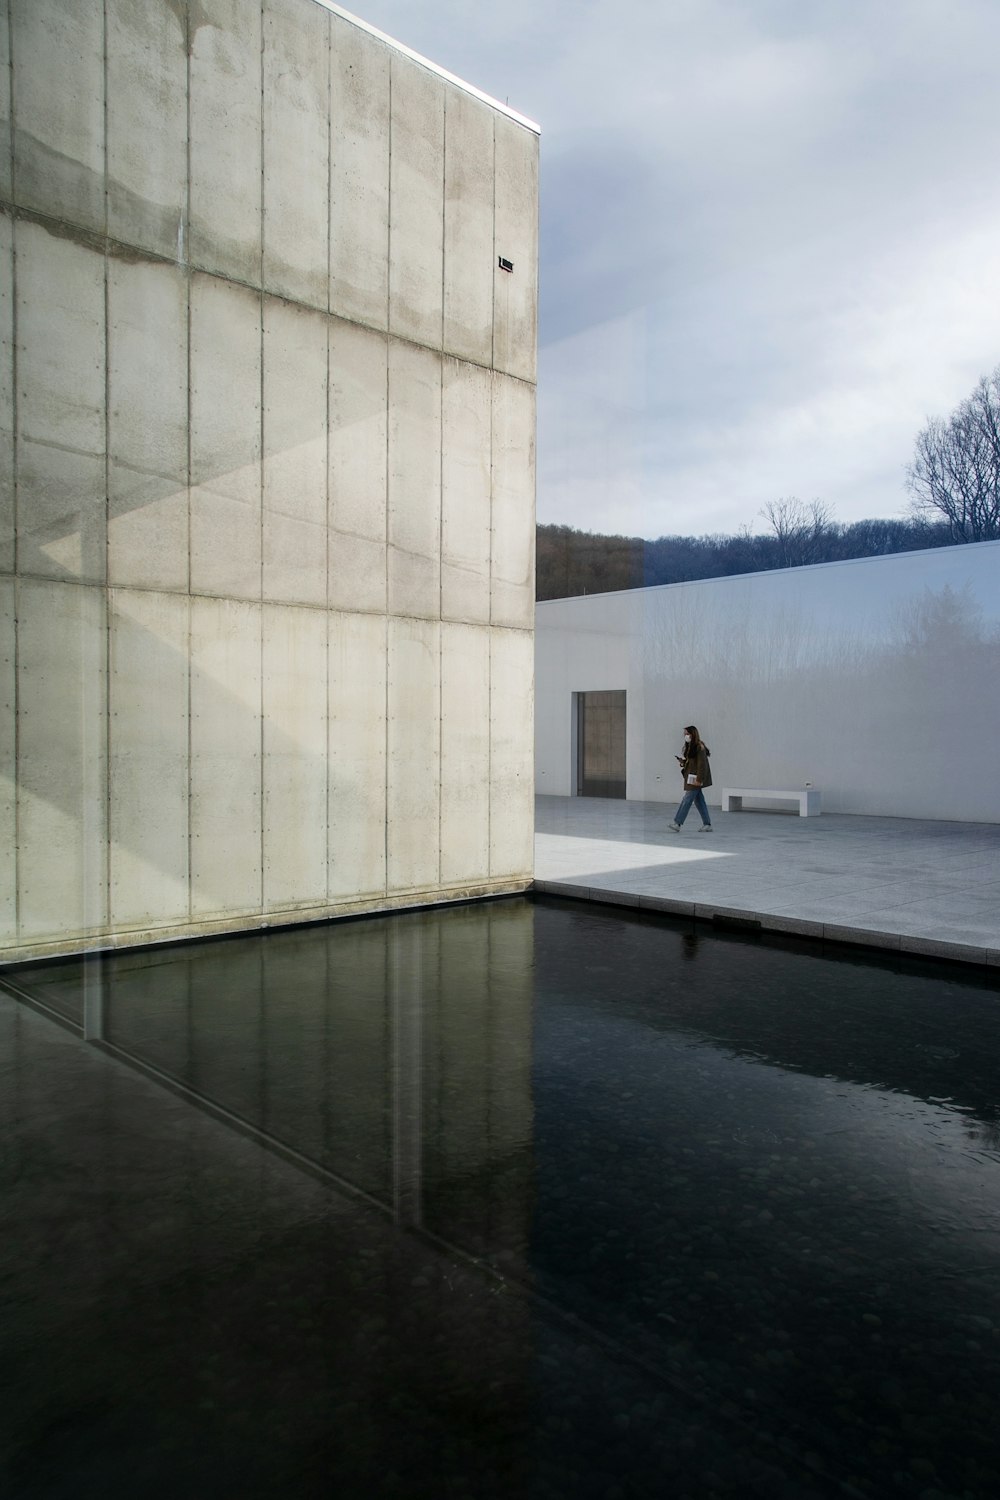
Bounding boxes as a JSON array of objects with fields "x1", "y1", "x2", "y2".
[{"x1": 670, "y1": 725, "x2": 713, "y2": 832}]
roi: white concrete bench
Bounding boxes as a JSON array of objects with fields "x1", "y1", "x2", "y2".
[{"x1": 722, "y1": 787, "x2": 821, "y2": 817}]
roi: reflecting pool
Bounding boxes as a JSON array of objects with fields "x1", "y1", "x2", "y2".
[{"x1": 2, "y1": 896, "x2": 999, "y2": 1499}]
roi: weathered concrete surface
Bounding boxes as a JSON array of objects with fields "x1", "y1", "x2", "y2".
[
  {"x1": 12, "y1": 0, "x2": 105, "y2": 234},
  {"x1": 189, "y1": 0, "x2": 263, "y2": 284},
  {"x1": 0, "y1": 576, "x2": 13, "y2": 938},
  {"x1": 109, "y1": 588, "x2": 190, "y2": 929},
  {"x1": 190, "y1": 273, "x2": 262, "y2": 600},
  {"x1": 329, "y1": 13, "x2": 390, "y2": 329},
  {"x1": 490, "y1": 627, "x2": 535, "y2": 877},
  {"x1": 0, "y1": 212, "x2": 12, "y2": 575},
  {"x1": 2, "y1": 0, "x2": 538, "y2": 962},
  {"x1": 263, "y1": 0, "x2": 329, "y2": 309},
  {"x1": 0, "y1": 0, "x2": 11, "y2": 205},
  {"x1": 387, "y1": 615, "x2": 441, "y2": 893},
  {"x1": 108, "y1": 257, "x2": 189, "y2": 591},
  {"x1": 442, "y1": 358, "x2": 492, "y2": 625},
  {"x1": 389, "y1": 54, "x2": 444, "y2": 349},
  {"x1": 388, "y1": 338, "x2": 441, "y2": 619},
  {"x1": 491, "y1": 373, "x2": 536, "y2": 630},
  {"x1": 16, "y1": 224, "x2": 106, "y2": 585},
  {"x1": 444, "y1": 91, "x2": 494, "y2": 366},
  {"x1": 16, "y1": 579, "x2": 108, "y2": 943},
  {"x1": 493, "y1": 116, "x2": 538, "y2": 384},
  {"x1": 441, "y1": 620, "x2": 491, "y2": 883},
  {"x1": 107, "y1": 0, "x2": 188, "y2": 260},
  {"x1": 328, "y1": 609, "x2": 387, "y2": 901},
  {"x1": 262, "y1": 604, "x2": 328, "y2": 910},
  {"x1": 328, "y1": 317, "x2": 388, "y2": 615},
  {"x1": 263, "y1": 297, "x2": 327, "y2": 606},
  {"x1": 189, "y1": 596, "x2": 263, "y2": 920}
]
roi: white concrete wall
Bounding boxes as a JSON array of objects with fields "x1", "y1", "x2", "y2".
[
  {"x1": 536, "y1": 543, "x2": 1000, "y2": 823},
  {"x1": 1, "y1": 0, "x2": 538, "y2": 961}
]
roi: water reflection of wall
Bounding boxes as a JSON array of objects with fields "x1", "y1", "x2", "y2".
[
  {"x1": 1, "y1": 913, "x2": 541, "y2": 1495},
  {"x1": 536, "y1": 542, "x2": 1000, "y2": 820},
  {"x1": 75, "y1": 900, "x2": 536, "y2": 1275}
]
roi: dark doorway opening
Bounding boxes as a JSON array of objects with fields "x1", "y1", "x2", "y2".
[{"x1": 576, "y1": 690, "x2": 626, "y2": 799}]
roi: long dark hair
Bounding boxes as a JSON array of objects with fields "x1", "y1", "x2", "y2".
[{"x1": 683, "y1": 724, "x2": 701, "y2": 748}]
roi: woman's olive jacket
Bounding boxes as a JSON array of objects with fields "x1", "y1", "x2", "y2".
[{"x1": 680, "y1": 742, "x2": 712, "y2": 789}]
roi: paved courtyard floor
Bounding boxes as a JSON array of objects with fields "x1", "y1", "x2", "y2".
[{"x1": 534, "y1": 794, "x2": 1000, "y2": 968}]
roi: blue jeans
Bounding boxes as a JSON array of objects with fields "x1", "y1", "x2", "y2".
[{"x1": 674, "y1": 788, "x2": 711, "y2": 827}]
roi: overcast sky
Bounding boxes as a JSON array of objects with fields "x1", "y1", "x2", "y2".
[{"x1": 350, "y1": 0, "x2": 1000, "y2": 539}]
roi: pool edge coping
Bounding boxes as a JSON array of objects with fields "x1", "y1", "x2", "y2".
[{"x1": 531, "y1": 880, "x2": 1000, "y2": 971}]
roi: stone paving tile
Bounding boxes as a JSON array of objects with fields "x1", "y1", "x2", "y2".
[
  {"x1": 868, "y1": 891, "x2": 1000, "y2": 919},
  {"x1": 535, "y1": 796, "x2": 1000, "y2": 966}
]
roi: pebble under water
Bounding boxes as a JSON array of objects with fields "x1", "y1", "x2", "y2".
[{"x1": 2, "y1": 894, "x2": 999, "y2": 1499}]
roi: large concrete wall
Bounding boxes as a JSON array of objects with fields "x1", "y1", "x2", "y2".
[
  {"x1": 0, "y1": 0, "x2": 538, "y2": 961},
  {"x1": 536, "y1": 542, "x2": 1000, "y2": 823}
]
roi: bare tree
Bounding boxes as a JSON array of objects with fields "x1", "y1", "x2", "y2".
[
  {"x1": 907, "y1": 366, "x2": 1000, "y2": 542},
  {"x1": 759, "y1": 498, "x2": 835, "y2": 567}
]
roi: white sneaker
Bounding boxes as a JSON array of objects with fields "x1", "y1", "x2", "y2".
[
  {"x1": 669, "y1": 821, "x2": 681, "y2": 832},
  {"x1": 699, "y1": 824, "x2": 713, "y2": 832}
]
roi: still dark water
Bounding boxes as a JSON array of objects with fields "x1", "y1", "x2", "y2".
[{"x1": 2, "y1": 896, "x2": 999, "y2": 1500}]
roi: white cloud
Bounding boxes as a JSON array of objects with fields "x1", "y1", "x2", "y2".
[{"x1": 348, "y1": 0, "x2": 1000, "y2": 537}]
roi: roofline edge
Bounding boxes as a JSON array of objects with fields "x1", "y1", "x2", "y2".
[{"x1": 313, "y1": 0, "x2": 542, "y2": 134}]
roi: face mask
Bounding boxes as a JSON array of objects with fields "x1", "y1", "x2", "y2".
[{"x1": 683, "y1": 735, "x2": 691, "y2": 744}]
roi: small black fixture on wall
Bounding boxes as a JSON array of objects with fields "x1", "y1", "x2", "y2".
[{"x1": 498, "y1": 256, "x2": 514, "y2": 272}]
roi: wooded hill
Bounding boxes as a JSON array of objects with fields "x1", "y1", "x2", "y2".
[
  {"x1": 537, "y1": 362, "x2": 1000, "y2": 600},
  {"x1": 536, "y1": 515, "x2": 956, "y2": 601}
]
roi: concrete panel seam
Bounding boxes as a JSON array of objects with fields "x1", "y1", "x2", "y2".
[
  {"x1": 437, "y1": 120, "x2": 444, "y2": 889},
  {"x1": 383, "y1": 64, "x2": 391, "y2": 893},
  {"x1": 4, "y1": 1, "x2": 13, "y2": 220},
  {"x1": 487, "y1": 615, "x2": 493, "y2": 878},
  {"x1": 10, "y1": 112, "x2": 19, "y2": 974},
  {"x1": 258, "y1": 0, "x2": 265, "y2": 916},
  {"x1": 325, "y1": 11, "x2": 332, "y2": 317},
  {"x1": 384, "y1": 54, "x2": 391, "y2": 336},
  {"x1": 4, "y1": 202, "x2": 174, "y2": 268},
  {"x1": 8, "y1": 200, "x2": 535, "y2": 372},
  {"x1": 102, "y1": 16, "x2": 112, "y2": 937},
  {"x1": 3, "y1": 577, "x2": 536, "y2": 627},
  {"x1": 487, "y1": 157, "x2": 495, "y2": 864},
  {"x1": 8, "y1": 176, "x2": 19, "y2": 934},
  {"x1": 325, "y1": 15, "x2": 333, "y2": 899},
  {"x1": 439, "y1": 85, "x2": 446, "y2": 375},
  {"x1": 490, "y1": 115, "x2": 496, "y2": 374},
  {"x1": 7, "y1": 204, "x2": 430, "y2": 335},
  {"x1": 12, "y1": 573, "x2": 19, "y2": 940},
  {"x1": 185, "y1": 9, "x2": 193, "y2": 924},
  {"x1": 182, "y1": 1, "x2": 191, "y2": 275},
  {"x1": 102, "y1": 0, "x2": 109, "y2": 222}
]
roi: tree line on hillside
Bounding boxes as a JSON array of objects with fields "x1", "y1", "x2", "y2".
[
  {"x1": 536, "y1": 510, "x2": 953, "y2": 600},
  {"x1": 537, "y1": 363, "x2": 1000, "y2": 600}
]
